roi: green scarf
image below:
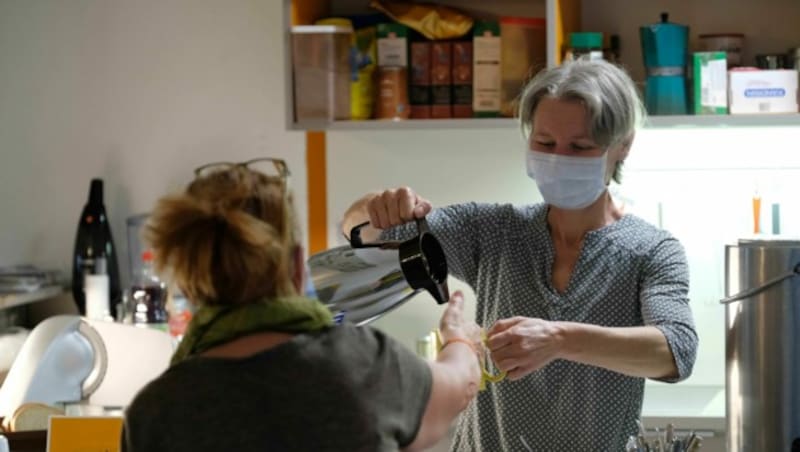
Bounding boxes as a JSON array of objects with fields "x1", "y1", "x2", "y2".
[{"x1": 171, "y1": 296, "x2": 334, "y2": 365}]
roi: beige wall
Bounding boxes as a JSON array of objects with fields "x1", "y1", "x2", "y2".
[{"x1": 0, "y1": 0, "x2": 306, "y2": 284}]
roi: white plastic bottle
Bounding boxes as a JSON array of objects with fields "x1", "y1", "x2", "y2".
[{"x1": 85, "y1": 256, "x2": 112, "y2": 322}]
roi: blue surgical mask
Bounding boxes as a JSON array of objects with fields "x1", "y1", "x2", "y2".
[{"x1": 526, "y1": 150, "x2": 608, "y2": 209}]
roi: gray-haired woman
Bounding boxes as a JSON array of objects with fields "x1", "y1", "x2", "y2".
[{"x1": 341, "y1": 59, "x2": 698, "y2": 451}]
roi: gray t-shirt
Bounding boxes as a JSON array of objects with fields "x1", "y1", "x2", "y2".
[
  {"x1": 122, "y1": 324, "x2": 432, "y2": 452},
  {"x1": 385, "y1": 202, "x2": 697, "y2": 452}
]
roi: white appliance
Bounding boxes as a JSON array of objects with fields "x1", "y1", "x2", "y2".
[{"x1": 0, "y1": 315, "x2": 174, "y2": 420}]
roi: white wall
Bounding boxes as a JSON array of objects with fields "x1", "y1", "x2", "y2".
[{"x1": 0, "y1": 0, "x2": 305, "y2": 284}]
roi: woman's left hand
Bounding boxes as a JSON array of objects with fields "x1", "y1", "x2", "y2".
[{"x1": 486, "y1": 316, "x2": 567, "y2": 380}]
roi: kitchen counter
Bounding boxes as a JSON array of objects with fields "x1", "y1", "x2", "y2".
[{"x1": 0, "y1": 286, "x2": 63, "y2": 311}]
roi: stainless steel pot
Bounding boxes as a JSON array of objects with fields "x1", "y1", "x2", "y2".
[{"x1": 722, "y1": 238, "x2": 800, "y2": 452}]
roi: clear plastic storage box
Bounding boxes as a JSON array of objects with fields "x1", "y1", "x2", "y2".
[{"x1": 291, "y1": 25, "x2": 352, "y2": 122}]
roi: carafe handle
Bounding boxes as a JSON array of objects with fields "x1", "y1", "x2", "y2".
[
  {"x1": 415, "y1": 217, "x2": 430, "y2": 235},
  {"x1": 348, "y1": 221, "x2": 383, "y2": 248},
  {"x1": 348, "y1": 217, "x2": 431, "y2": 249}
]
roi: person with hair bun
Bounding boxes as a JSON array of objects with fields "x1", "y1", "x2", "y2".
[
  {"x1": 122, "y1": 158, "x2": 483, "y2": 452},
  {"x1": 341, "y1": 60, "x2": 698, "y2": 451}
]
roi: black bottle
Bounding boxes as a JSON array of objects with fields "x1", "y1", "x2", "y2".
[{"x1": 71, "y1": 179, "x2": 121, "y2": 318}]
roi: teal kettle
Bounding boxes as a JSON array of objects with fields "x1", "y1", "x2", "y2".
[{"x1": 640, "y1": 13, "x2": 689, "y2": 115}]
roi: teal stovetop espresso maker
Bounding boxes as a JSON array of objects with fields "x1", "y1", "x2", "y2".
[{"x1": 640, "y1": 13, "x2": 689, "y2": 115}]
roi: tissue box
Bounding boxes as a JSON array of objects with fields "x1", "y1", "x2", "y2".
[{"x1": 728, "y1": 69, "x2": 798, "y2": 114}]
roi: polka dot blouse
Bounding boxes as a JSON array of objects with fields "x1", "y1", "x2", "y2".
[{"x1": 385, "y1": 202, "x2": 698, "y2": 452}]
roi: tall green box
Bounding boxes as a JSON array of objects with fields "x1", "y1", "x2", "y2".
[{"x1": 692, "y1": 51, "x2": 728, "y2": 115}]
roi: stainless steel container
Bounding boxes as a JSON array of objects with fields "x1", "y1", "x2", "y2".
[
  {"x1": 792, "y1": 47, "x2": 800, "y2": 70},
  {"x1": 722, "y1": 238, "x2": 800, "y2": 452},
  {"x1": 307, "y1": 218, "x2": 449, "y2": 326},
  {"x1": 307, "y1": 245, "x2": 413, "y2": 325}
]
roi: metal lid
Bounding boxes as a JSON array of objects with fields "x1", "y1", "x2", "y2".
[
  {"x1": 570, "y1": 32, "x2": 603, "y2": 49},
  {"x1": 737, "y1": 237, "x2": 800, "y2": 246},
  {"x1": 291, "y1": 25, "x2": 353, "y2": 34}
]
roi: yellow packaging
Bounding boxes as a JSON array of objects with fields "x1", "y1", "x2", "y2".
[
  {"x1": 317, "y1": 18, "x2": 377, "y2": 120},
  {"x1": 369, "y1": 0, "x2": 473, "y2": 41},
  {"x1": 352, "y1": 26, "x2": 378, "y2": 119}
]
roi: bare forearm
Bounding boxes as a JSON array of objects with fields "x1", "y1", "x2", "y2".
[
  {"x1": 433, "y1": 344, "x2": 481, "y2": 412},
  {"x1": 406, "y1": 344, "x2": 479, "y2": 451},
  {"x1": 559, "y1": 323, "x2": 678, "y2": 379}
]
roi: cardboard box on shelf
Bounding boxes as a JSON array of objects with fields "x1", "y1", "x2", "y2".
[
  {"x1": 728, "y1": 69, "x2": 798, "y2": 114},
  {"x1": 431, "y1": 42, "x2": 453, "y2": 119},
  {"x1": 452, "y1": 41, "x2": 473, "y2": 118},
  {"x1": 472, "y1": 22, "x2": 501, "y2": 117},
  {"x1": 410, "y1": 41, "x2": 432, "y2": 119},
  {"x1": 500, "y1": 17, "x2": 546, "y2": 117},
  {"x1": 693, "y1": 51, "x2": 728, "y2": 115}
]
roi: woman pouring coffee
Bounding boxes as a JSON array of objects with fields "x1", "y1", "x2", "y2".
[{"x1": 341, "y1": 60, "x2": 698, "y2": 451}]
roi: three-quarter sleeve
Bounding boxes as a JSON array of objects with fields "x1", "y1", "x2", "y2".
[{"x1": 639, "y1": 236, "x2": 698, "y2": 382}]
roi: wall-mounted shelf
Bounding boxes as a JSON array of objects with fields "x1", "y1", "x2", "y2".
[
  {"x1": 288, "y1": 0, "x2": 800, "y2": 254},
  {"x1": 0, "y1": 286, "x2": 64, "y2": 311},
  {"x1": 292, "y1": 118, "x2": 517, "y2": 131},
  {"x1": 292, "y1": 113, "x2": 800, "y2": 131},
  {"x1": 286, "y1": 0, "x2": 800, "y2": 131},
  {"x1": 646, "y1": 114, "x2": 800, "y2": 129}
]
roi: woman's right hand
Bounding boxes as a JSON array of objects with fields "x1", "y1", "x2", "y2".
[
  {"x1": 365, "y1": 187, "x2": 432, "y2": 230},
  {"x1": 438, "y1": 291, "x2": 482, "y2": 357}
]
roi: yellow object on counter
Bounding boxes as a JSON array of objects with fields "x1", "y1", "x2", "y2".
[
  {"x1": 370, "y1": 0, "x2": 473, "y2": 40},
  {"x1": 434, "y1": 329, "x2": 507, "y2": 391},
  {"x1": 48, "y1": 416, "x2": 123, "y2": 452}
]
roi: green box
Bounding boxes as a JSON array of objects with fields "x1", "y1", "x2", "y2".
[{"x1": 693, "y1": 51, "x2": 728, "y2": 115}]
